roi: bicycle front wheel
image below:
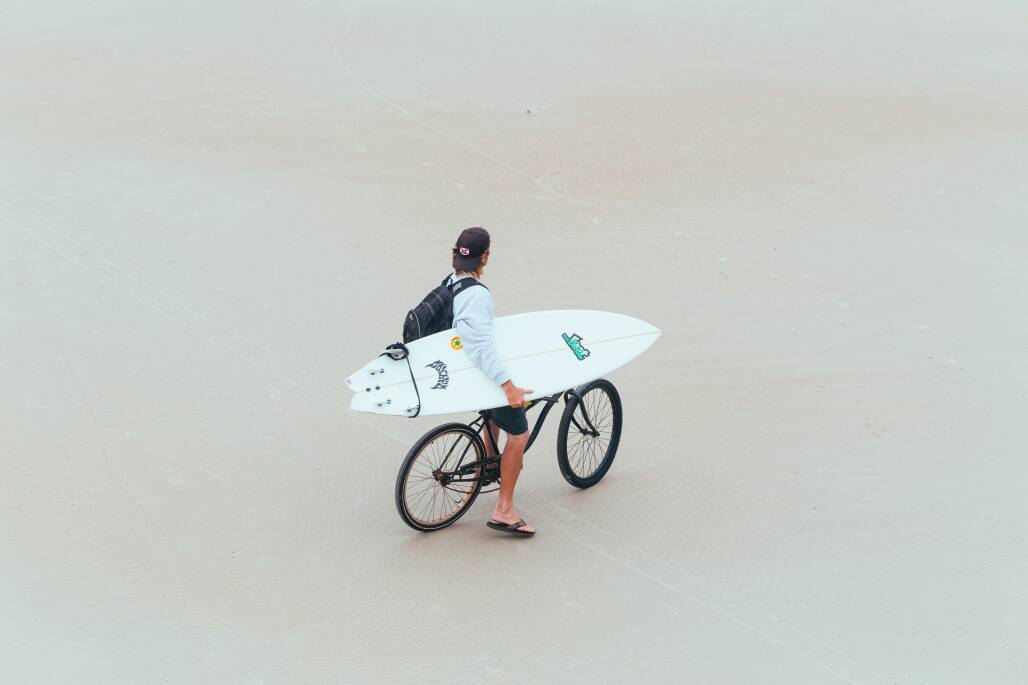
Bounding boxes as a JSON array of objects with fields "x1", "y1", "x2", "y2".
[
  {"x1": 395, "y1": 423, "x2": 485, "y2": 531},
  {"x1": 556, "y1": 379, "x2": 623, "y2": 488}
]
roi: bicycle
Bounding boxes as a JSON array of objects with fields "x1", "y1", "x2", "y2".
[{"x1": 394, "y1": 378, "x2": 623, "y2": 531}]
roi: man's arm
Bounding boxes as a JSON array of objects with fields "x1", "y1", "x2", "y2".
[
  {"x1": 453, "y1": 288, "x2": 508, "y2": 385},
  {"x1": 453, "y1": 288, "x2": 532, "y2": 407}
]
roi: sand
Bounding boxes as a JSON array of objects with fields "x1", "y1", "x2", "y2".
[{"x1": 2, "y1": 1, "x2": 1026, "y2": 683}]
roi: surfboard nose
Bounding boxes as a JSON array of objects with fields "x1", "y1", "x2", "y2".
[{"x1": 619, "y1": 313, "x2": 661, "y2": 339}]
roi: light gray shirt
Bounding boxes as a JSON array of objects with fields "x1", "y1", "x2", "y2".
[{"x1": 448, "y1": 273, "x2": 510, "y2": 386}]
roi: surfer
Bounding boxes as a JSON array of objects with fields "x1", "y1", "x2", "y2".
[{"x1": 448, "y1": 227, "x2": 536, "y2": 537}]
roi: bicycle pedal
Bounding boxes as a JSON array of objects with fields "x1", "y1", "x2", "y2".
[{"x1": 480, "y1": 463, "x2": 500, "y2": 486}]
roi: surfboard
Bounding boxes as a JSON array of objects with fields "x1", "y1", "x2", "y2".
[{"x1": 346, "y1": 310, "x2": 660, "y2": 417}]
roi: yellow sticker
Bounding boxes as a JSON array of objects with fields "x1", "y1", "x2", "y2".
[{"x1": 450, "y1": 336, "x2": 463, "y2": 350}]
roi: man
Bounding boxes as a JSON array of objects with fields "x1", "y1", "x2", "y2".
[{"x1": 448, "y1": 227, "x2": 536, "y2": 537}]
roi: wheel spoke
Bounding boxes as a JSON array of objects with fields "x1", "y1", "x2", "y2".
[
  {"x1": 559, "y1": 386, "x2": 620, "y2": 483},
  {"x1": 402, "y1": 429, "x2": 482, "y2": 526}
]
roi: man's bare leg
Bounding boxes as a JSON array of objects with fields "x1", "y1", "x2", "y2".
[
  {"x1": 485, "y1": 422, "x2": 502, "y2": 456},
  {"x1": 490, "y1": 431, "x2": 534, "y2": 533}
]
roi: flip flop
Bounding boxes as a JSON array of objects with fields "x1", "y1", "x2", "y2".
[{"x1": 486, "y1": 519, "x2": 535, "y2": 537}]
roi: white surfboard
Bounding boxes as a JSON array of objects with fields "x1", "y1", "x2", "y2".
[{"x1": 346, "y1": 310, "x2": 660, "y2": 417}]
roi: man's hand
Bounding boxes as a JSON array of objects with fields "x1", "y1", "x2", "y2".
[{"x1": 501, "y1": 380, "x2": 534, "y2": 408}]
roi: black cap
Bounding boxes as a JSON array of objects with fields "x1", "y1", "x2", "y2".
[{"x1": 452, "y1": 227, "x2": 490, "y2": 272}]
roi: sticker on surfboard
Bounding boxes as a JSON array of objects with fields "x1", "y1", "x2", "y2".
[
  {"x1": 562, "y1": 332, "x2": 590, "y2": 361},
  {"x1": 426, "y1": 360, "x2": 449, "y2": 390}
]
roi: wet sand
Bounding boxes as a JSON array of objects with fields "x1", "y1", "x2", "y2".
[{"x1": 2, "y1": 2, "x2": 1026, "y2": 682}]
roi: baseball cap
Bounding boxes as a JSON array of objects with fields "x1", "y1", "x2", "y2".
[{"x1": 452, "y1": 227, "x2": 490, "y2": 272}]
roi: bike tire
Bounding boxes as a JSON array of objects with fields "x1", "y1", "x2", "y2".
[
  {"x1": 395, "y1": 423, "x2": 485, "y2": 531},
  {"x1": 556, "y1": 379, "x2": 623, "y2": 488}
]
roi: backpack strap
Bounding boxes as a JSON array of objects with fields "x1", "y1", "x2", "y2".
[{"x1": 444, "y1": 274, "x2": 487, "y2": 294}]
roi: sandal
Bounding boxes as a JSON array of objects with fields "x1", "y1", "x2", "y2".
[{"x1": 486, "y1": 519, "x2": 535, "y2": 537}]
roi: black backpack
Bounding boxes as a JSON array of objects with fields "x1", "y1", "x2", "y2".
[{"x1": 402, "y1": 275, "x2": 484, "y2": 343}]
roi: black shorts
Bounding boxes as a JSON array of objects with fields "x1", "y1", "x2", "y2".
[{"x1": 488, "y1": 404, "x2": 528, "y2": 436}]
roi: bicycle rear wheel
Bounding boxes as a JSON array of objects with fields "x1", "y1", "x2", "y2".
[
  {"x1": 395, "y1": 423, "x2": 485, "y2": 531},
  {"x1": 556, "y1": 379, "x2": 623, "y2": 488}
]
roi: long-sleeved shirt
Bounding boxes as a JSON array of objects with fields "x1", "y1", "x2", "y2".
[{"x1": 448, "y1": 273, "x2": 510, "y2": 386}]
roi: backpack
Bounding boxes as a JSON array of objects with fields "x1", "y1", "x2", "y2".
[{"x1": 402, "y1": 275, "x2": 484, "y2": 344}]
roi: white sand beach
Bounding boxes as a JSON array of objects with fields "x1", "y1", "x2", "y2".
[{"x1": 2, "y1": 2, "x2": 1026, "y2": 682}]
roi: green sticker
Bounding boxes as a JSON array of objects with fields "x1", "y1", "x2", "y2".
[{"x1": 562, "y1": 332, "x2": 590, "y2": 361}]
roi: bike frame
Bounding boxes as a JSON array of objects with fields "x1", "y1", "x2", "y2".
[{"x1": 437, "y1": 387, "x2": 601, "y2": 489}]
